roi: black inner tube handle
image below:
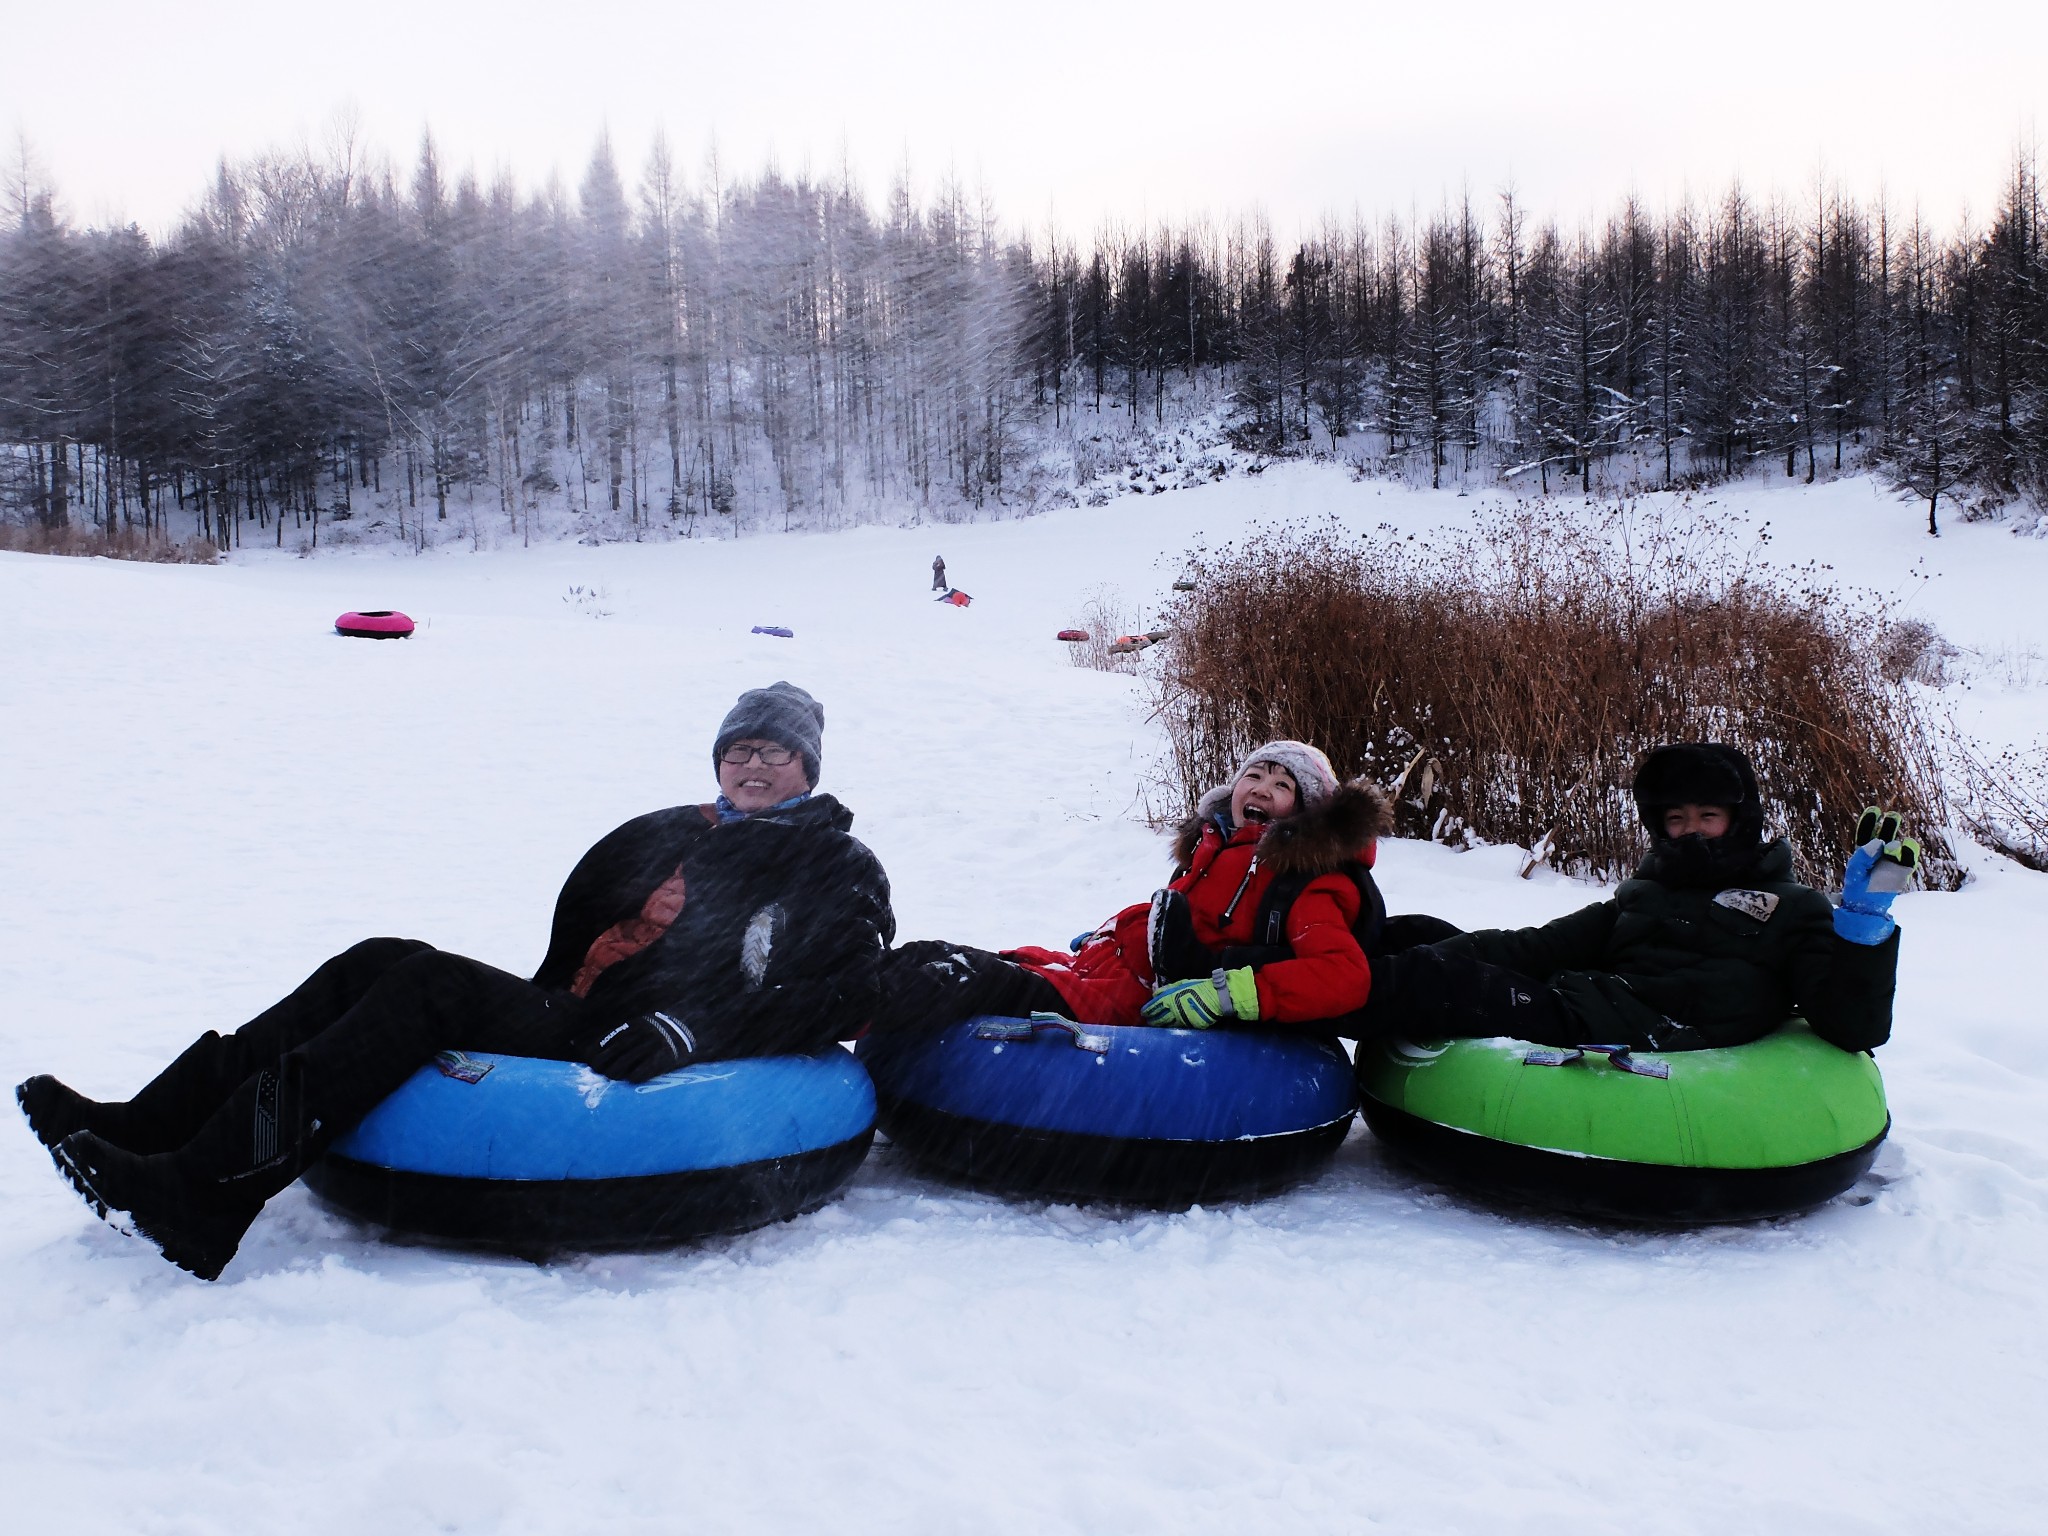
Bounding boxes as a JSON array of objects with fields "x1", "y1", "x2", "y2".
[
  {"x1": 1522, "y1": 1043, "x2": 1671, "y2": 1080},
  {"x1": 1590, "y1": 1044, "x2": 1671, "y2": 1079},
  {"x1": 973, "y1": 1015, "x2": 1112, "y2": 1055}
]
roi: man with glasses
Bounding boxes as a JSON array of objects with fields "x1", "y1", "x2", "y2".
[{"x1": 21, "y1": 681, "x2": 894, "y2": 1280}]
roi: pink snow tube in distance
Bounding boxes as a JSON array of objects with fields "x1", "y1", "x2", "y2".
[{"x1": 335, "y1": 610, "x2": 416, "y2": 639}]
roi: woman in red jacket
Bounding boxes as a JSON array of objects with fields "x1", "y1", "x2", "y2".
[{"x1": 878, "y1": 741, "x2": 1391, "y2": 1033}]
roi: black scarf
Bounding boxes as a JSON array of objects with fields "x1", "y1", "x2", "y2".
[{"x1": 1638, "y1": 831, "x2": 1767, "y2": 890}]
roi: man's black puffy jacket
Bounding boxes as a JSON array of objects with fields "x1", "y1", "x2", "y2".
[
  {"x1": 531, "y1": 794, "x2": 894, "y2": 1060},
  {"x1": 1435, "y1": 838, "x2": 1897, "y2": 1052}
]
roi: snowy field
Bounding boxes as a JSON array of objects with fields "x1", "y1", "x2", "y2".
[{"x1": 4, "y1": 468, "x2": 2046, "y2": 1535}]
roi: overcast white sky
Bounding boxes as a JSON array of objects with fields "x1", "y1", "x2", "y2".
[{"x1": 11, "y1": 0, "x2": 2046, "y2": 239}]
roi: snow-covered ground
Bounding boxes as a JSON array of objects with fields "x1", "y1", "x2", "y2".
[{"x1": 3, "y1": 469, "x2": 2045, "y2": 1534}]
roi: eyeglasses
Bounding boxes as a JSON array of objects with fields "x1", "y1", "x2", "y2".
[{"x1": 720, "y1": 743, "x2": 798, "y2": 766}]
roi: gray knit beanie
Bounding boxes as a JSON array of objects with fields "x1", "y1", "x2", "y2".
[
  {"x1": 713, "y1": 681, "x2": 825, "y2": 787},
  {"x1": 1196, "y1": 739, "x2": 1341, "y2": 819}
]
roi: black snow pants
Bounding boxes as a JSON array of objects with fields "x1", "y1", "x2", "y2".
[
  {"x1": 877, "y1": 918, "x2": 1576, "y2": 1046},
  {"x1": 873, "y1": 940, "x2": 1066, "y2": 1040},
  {"x1": 1349, "y1": 914, "x2": 1574, "y2": 1045},
  {"x1": 213, "y1": 938, "x2": 593, "y2": 1142}
]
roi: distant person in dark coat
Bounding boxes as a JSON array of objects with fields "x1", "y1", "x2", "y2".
[
  {"x1": 932, "y1": 555, "x2": 947, "y2": 591},
  {"x1": 19, "y1": 681, "x2": 894, "y2": 1280}
]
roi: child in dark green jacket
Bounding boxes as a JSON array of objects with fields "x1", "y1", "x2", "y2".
[{"x1": 1353, "y1": 744, "x2": 1907, "y2": 1053}]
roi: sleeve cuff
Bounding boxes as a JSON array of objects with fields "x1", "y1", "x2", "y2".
[
  {"x1": 1224, "y1": 967, "x2": 1262, "y2": 1022},
  {"x1": 1832, "y1": 907, "x2": 1897, "y2": 947}
]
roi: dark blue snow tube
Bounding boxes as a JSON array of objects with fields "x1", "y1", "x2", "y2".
[
  {"x1": 857, "y1": 1017, "x2": 1356, "y2": 1206},
  {"x1": 304, "y1": 1048, "x2": 876, "y2": 1253}
]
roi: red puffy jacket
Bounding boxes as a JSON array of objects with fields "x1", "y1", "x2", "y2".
[{"x1": 1006, "y1": 781, "x2": 1390, "y2": 1026}]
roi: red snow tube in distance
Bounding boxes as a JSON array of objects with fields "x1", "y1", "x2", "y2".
[
  {"x1": 1057, "y1": 628, "x2": 1089, "y2": 642},
  {"x1": 336, "y1": 610, "x2": 415, "y2": 639}
]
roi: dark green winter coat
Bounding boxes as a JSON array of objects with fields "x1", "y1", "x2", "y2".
[{"x1": 1436, "y1": 839, "x2": 1897, "y2": 1052}]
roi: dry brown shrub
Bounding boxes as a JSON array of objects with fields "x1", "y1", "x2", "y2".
[
  {"x1": 1946, "y1": 731, "x2": 2048, "y2": 871},
  {"x1": 1876, "y1": 619, "x2": 1958, "y2": 686},
  {"x1": 1153, "y1": 500, "x2": 1960, "y2": 889},
  {"x1": 1068, "y1": 585, "x2": 1146, "y2": 674},
  {"x1": 0, "y1": 523, "x2": 219, "y2": 563}
]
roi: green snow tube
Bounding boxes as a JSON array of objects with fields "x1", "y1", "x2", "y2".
[{"x1": 1356, "y1": 1021, "x2": 1889, "y2": 1223}]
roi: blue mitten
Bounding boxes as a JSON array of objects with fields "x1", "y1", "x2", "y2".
[{"x1": 1835, "y1": 808, "x2": 1919, "y2": 946}]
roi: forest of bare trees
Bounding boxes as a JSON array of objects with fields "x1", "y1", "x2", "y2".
[{"x1": 2, "y1": 132, "x2": 2044, "y2": 551}]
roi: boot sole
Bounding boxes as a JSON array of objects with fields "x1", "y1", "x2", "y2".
[
  {"x1": 51, "y1": 1138, "x2": 241, "y2": 1282},
  {"x1": 17, "y1": 1078, "x2": 85, "y2": 1151},
  {"x1": 51, "y1": 1138, "x2": 130, "y2": 1230},
  {"x1": 16, "y1": 1081, "x2": 47, "y2": 1146}
]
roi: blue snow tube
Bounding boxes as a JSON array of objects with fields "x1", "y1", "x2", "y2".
[
  {"x1": 304, "y1": 1048, "x2": 876, "y2": 1253},
  {"x1": 857, "y1": 1017, "x2": 1356, "y2": 1206}
]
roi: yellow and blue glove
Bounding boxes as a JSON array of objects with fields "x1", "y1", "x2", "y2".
[
  {"x1": 1835, "y1": 807, "x2": 1919, "y2": 946},
  {"x1": 1142, "y1": 968, "x2": 1261, "y2": 1028}
]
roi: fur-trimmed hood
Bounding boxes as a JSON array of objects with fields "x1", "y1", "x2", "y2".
[{"x1": 1174, "y1": 779, "x2": 1391, "y2": 877}]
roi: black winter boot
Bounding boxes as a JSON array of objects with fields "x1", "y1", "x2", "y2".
[
  {"x1": 51, "y1": 1063, "x2": 324, "y2": 1282},
  {"x1": 17, "y1": 1076, "x2": 108, "y2": 1150},
  {"x1": 17, "y1": 1030, "x2": 248, "y2": 1154}
]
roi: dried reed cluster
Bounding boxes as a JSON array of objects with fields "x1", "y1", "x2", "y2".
[
  {"x1": 1946, "y1": 733, "x2": 2048, "y2": 872},
  {"x1": 0, "y1": 524, "x2": 218, "y2": 563},
  {"x1": 1067, "y1": 587, "x2": 1147, "y2": 675},
  {"x1": 1153, "y1": 501, "x2": 1959, "y2": 889}
]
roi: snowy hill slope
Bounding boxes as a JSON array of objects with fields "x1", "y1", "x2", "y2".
[{"x1": 2, "y1": 469, "x2": 2045, "y2": 1534}]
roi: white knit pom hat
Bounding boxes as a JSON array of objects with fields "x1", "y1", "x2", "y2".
[{"x1": 1196, "y1": 739, "x2": 1341, "y2": 820}]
